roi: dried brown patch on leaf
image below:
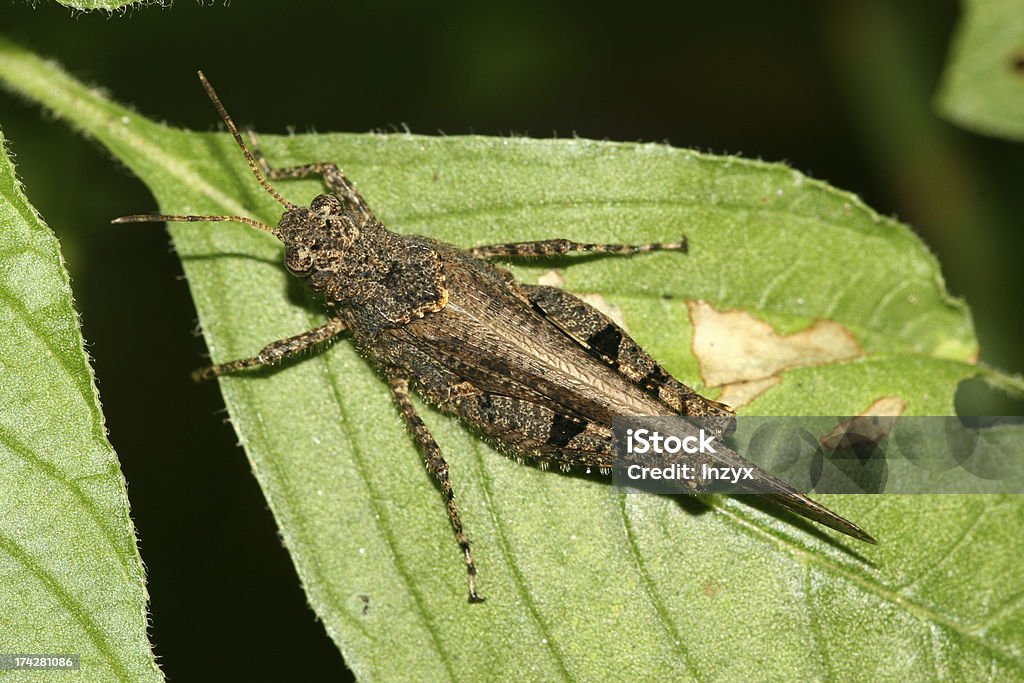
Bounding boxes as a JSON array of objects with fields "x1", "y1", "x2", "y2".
[
  {"x1": 687, "y1": 300, "x2": 864, "y2": 406},
  {"x1": 688, "y1": 300, "x2": 863, "y2": 387},
  {"x1": 716, "y1": 377, "x2": 782, "y2": 409},
  {"x1": 858, "y1": 396, "x2": 907, "y2": 417},
  {"x1": 537, "y1": 269, "x2": 565, "y2": 287},
  {"x1": 819, "y1": 396, "x2": 907, "y2": 451}
]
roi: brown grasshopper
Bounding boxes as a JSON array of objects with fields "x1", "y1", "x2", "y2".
[{"x1": 115, "y1": 72, "x2": 876, "y2": 603}]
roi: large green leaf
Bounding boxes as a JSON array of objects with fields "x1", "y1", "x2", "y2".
[
  {"x1": 54, "y1": 0, "x2": 145, "y2": 10},
  {"x1": 937, "y1": 0, "x2": 1024, "y2": 140},
  {"x1": 3, "y1": 39, "x2": 1022, "y2": 680},
  {"x1": 0, "y1": 127, "x2": 160, "y2": 678}
]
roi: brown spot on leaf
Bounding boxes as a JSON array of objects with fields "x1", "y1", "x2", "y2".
[
  {"x1": 716, "y1": 376, "x2": 782, "y2": 409},
  {"x1": 1012, "y1": 50, "x2": 1024, "y2": 75},
  {"x1": 860, "y1": 396, "x2": 907, "y2": 416},
  {"x1": 537, "y1": 269, "x2": 565, "y2": 287},
  {"x1": 688, "y1": 300, "x2": 863, "y2": 388},
  {"x1": 819, "y1": 396, "x2": 906, "y2": 451}
]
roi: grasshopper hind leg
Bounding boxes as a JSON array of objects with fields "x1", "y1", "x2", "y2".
[
  {"x1": 469, "y1": 236, "x2": 687, "y2": 259},
  {"x1": 388, "y1": 375, "x2": 485, "y2": 603},
  {"x1": 523, "y1": 285, "x2": 733, "y2": 428}
]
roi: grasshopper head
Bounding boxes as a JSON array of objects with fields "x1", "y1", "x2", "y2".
[{"x1": 277, "y1": 194, "x2": 360, "y2": 277}]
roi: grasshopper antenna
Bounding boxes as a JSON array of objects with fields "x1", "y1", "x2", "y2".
[
  {"x1": 196, "y1": 70, "x2": 293, "y2": 210},
  {"x1": 111, "y1": 213, "x2": 278, "y2": 234},
  {"x1": 112, "y1": 71, "x2": 291, "y2": 233}
]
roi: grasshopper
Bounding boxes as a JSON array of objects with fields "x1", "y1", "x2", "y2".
[{"x1": 115, "y1": 72, "x2": 875, "y2": 603}]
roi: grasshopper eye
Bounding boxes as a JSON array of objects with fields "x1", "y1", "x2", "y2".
[
  {"x1": 285, "y1": 245, "x2": 314, "y2": 276},
  {"x1": 311, "y1": 194, "x2": 343, "y2": 214}
]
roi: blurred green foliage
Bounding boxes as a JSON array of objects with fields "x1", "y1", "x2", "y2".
[{"x1": 937, "y1": 0, "x2": 1024, "y2": 140}]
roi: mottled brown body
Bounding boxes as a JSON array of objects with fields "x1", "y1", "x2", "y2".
[{"x1": 116, "y1": 73, "x2": 875, "y2": 603}]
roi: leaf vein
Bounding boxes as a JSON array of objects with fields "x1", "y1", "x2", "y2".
[
  {"x1": 618, "y1": 496, "x2": 703, "y2": 681},
  {"x1": 467, "y1": 441, "x2": 574, "y2": 681},
  {"x1": 0, "y1": 530, "x2": 131, "y2": 681},
  {"x1": 0, "y1": 424, "x2": 135, "y2": 580},
  {"x1": 320, "y1": 363, "x2": 459, "y2": 681},
  {"x1": 0, "y1": 279, "x2": 92, "y2": 409},
  {"x1": 714, "y1": 500, "x2": 1024, "y2": 671}
]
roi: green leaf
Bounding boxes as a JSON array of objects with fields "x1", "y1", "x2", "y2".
[
  {"x1": 936, "y1": 0, "x2": 1024, "y2": 140},
  {"x1": 0, "y1": 128, "x2": 160, "y2": 678},
  {"x1": 54, "y1": 0, "x2": 145, "y2": 10},
  {"x1": 3, "y1": 38, "x2": 1023, "y2": 680}
]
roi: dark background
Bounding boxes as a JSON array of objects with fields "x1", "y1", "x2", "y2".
[{"x1": 3, "y1": 0, "x2": 1022, "y2": 680}]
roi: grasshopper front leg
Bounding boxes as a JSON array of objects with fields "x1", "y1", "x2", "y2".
[
  {"x1": 245, "y1": 129, "x2": 375, "y2": 223},
  {"x1": 192, "y1": 317, "x2": 348, "y2": 381}
]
